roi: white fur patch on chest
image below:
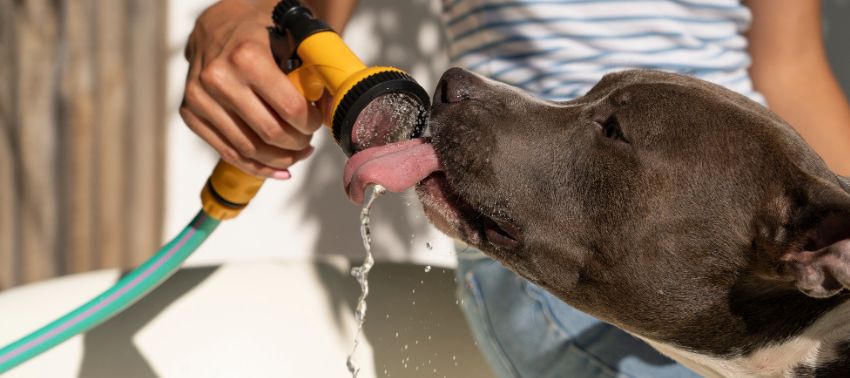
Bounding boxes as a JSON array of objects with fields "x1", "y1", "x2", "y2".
[{"x1": 636, "y1": 301, "x2": 850, "y2": 377}]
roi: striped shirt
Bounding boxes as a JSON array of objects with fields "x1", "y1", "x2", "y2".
[{"x1": 439, "y1": 0, "x2": 766, "y2": 104}]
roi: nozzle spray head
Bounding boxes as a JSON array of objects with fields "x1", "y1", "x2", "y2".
[
  {"x1": 201, "y1": 0, "x2": 432, "y2": 220},
  {"x1": 273, "y1": 0, "x2": 431, "y2": 156},
  {"x1": 333, "y1": 70, "x2": 430, "y2": 156}
]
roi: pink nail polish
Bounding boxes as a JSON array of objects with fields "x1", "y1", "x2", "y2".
[{"x1": 272, "y1": 170, "x2": 291, "y2": 180}]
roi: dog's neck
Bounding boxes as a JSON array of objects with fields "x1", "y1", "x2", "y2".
[{"x1": 641, "y1": 300, "x2": 850, "y2": 377}]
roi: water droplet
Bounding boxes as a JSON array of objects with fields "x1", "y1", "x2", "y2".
[
  {"x1": 424, "y1": 265, "x2": 432, "y2": 272},
  {"x1": 425, "y1": 242, "x2": 433, "y2": 250}
]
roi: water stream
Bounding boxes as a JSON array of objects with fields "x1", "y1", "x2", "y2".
[{"x1": 346, "y1": 184, "x2": 387, "y2": 378}]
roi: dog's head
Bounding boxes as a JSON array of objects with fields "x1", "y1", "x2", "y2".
[{"x1": 418, "y1": 68, "x2": 850, "y2": 354}]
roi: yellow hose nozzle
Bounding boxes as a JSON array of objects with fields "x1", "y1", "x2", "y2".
[{"x1": 200, "y1": 0, "x2": 429, "y2": 221}]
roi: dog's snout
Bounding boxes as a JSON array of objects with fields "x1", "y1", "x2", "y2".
[{"x1": 436, "y1": 67, "x2": 476, "y2": 104}]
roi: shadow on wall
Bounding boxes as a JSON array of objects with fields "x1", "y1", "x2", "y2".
[{"x1": 290, "y1": 0, "x2": 450, "y2": 261}]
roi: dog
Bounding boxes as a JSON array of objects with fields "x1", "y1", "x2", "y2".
[{"x1": 344, "y1": 68, "x2": 850, "y2": 377}]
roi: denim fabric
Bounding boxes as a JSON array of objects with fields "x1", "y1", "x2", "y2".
[{"x1": 455, "y1": 248, "x2": 700, "y2": 378}]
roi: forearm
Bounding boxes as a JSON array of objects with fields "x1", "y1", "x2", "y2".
[
  {"x1": 750, "y1": 55, "x2": 850, "y2": 176},
  {"x1": 747, "y1": 0, "x2": 850, "y2": 176}
]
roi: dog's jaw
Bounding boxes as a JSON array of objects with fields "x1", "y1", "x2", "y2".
[{"x1": 416, "y1": 173, "x2": 481, "y2": 246}]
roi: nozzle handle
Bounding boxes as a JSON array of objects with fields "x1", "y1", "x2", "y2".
[{"x1": 201, "y1": 63, "x2": 323, "y2": 220}]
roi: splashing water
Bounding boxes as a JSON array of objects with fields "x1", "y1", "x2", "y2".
[
  {"x1": 351, "y1": 92, "x2": 428, "y2": 151},
  {"x1": 347, "y1": 184, "x2": 387, "y2": 378}
]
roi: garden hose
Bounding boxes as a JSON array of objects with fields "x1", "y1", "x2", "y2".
[
  {"x1": 0, "y1": 211, "x2": 220, "y2": 373},
  {"x1": 0, "y1": 0, "x2": 431, "y2": 372}
]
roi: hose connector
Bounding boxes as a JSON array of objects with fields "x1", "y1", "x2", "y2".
[{"x1": 201, "y1": 161, "x2": 265, "y2": 220}]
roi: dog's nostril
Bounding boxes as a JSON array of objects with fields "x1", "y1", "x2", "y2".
[{"x1": 436, "y1": 70, "x2": 472, "y2": 104}]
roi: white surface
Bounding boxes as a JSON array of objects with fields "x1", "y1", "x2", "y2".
[
  {"x1": 0, "y1": 262, "x2": 370, "y2": 377},
  {"x1": 0, "y1": 261, "x2": 489, "y2": 378},
  {"x1": 164, "y1": 0, "x2": 454, "y2": 268},
  {"x1": 0, "y1": 271, "x2": 119, "y2": 378}
]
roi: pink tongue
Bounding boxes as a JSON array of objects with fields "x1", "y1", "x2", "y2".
[{"x1": 343, "y1": 138, "x2": 441, "y2": 205}]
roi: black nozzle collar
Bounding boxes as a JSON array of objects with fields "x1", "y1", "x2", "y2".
[{"x1": 332, "y1": 71, "x2": 431, "y2": 156}]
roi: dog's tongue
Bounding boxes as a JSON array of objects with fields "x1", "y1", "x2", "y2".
[{"x1": 343, "y1": 138, "x2": 440, "y2": 205}]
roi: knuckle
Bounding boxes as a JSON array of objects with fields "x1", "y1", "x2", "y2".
[
  {"x1": 199, "y1": 60, "x2": 228, "y2": 90},
  {"x1": 219, "y1": 148, "x2": 242, "y2": 166},
  {"x1": 178, "y1": 106, "x2": 191, "y2": 121},
  {"x1": 183, "y1": 83, "x2": 203, "y2": 106},
  {"x1": 230, "y1": 42, "x2": 264, "y2": 68},
  {"x1": 234, "y1": 140, "x2": 258, "y2": 159},
  {"x1": 281, "y1": 97, "x2": 307, "y2": 121},
  {"x1": 256, "y1": 124, "x2": 285, "y2": 145},
  {"x1": 178, "y1": 108, "x2": 196, "y2": 129}
]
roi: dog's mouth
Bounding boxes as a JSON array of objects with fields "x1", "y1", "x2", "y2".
[
  {"x1": 342, "y1": 138, "x2": 522, "y2": 251},
  {"x1": 417, "y1": 173, "x2": 522, "y2": 251}
]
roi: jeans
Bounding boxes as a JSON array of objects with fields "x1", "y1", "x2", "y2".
[{"x1": 455, "y1": 248, "x2": 700, "y2": 378}]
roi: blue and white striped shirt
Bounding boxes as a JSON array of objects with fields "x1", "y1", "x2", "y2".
[{"x1": 439, "y1": 0, "x2": 765, "y2": 104}]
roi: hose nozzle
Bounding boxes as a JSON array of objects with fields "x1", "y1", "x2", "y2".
[{"x1": 201, "y1": 0, "x2": 430, "y2": 220}]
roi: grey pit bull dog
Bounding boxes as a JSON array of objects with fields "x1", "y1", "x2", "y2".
[{"x1": 344, "y1": 68, "x2": 850, "y2": 377}]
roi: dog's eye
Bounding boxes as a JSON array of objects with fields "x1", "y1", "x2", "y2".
[{"x1": 596, "y1": 115, "x2": 628, "y2": 142}]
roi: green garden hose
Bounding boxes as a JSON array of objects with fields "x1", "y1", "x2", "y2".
[{"x1": 0, "y1": 210, "x2": 220, "y2": 373}]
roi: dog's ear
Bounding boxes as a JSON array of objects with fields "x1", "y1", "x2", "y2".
[{"x1": 778, "y1": 178, "x2": 850, "y2": 298}]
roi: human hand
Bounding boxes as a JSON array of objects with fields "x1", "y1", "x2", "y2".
[{"x1": 181, "y1": 0, "x2": 323, "y2": 179}]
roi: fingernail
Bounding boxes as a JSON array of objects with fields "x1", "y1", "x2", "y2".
[{"x1": 272, "y1": 170, "x2": 291, "y2": 180}]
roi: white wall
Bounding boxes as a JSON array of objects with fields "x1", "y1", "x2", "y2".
[{"x1": 164, "y1": 0, "x2": 453, "y2": 268}]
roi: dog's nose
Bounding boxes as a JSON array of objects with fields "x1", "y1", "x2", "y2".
[{"x1": 435, "y1": 67, "x2": 474, "y2": 104}]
